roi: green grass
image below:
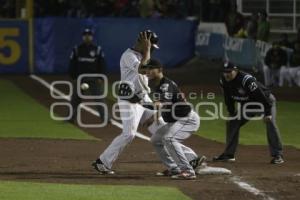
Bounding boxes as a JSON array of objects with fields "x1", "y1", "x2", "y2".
[
  {"x1": 0, "y1": 80, "x2": 94, "y2": 140},
  {"x1": 1, "y1": 78, "x2": 299, "y2": 148},
  {"x1": 0, "y1": 181, "x2": 190, "y2": 200},
  {"x1": 192, "y1": 96, "x2": 300, "y2": 148}
]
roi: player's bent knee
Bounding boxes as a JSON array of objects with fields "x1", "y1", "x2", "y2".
[{"x1": 150, "y1": 134, "x2": 163, "y2": 146}]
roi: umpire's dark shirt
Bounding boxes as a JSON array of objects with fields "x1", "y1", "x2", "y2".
[
  {"x1": 153, "y1": 77, "x2": 191, "y2": 123},
  {"x1": 69, "y1": 43, "x2": 106, "y2": 79},
  {"x1": 220, "y1": 71, "x2": 272, "y2": 116}
]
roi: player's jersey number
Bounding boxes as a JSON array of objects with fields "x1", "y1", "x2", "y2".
[{"x1": 0, "y1": 28, "x2": 21, "y2": 65}]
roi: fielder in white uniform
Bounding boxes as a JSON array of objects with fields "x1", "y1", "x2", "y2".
[{"x1": 92, "y1": 30, "x2": 159, "y2": 174}]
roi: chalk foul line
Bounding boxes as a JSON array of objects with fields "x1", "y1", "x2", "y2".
[{"x1": 30, "y1": 74, "x2": 150, "y2": 141}]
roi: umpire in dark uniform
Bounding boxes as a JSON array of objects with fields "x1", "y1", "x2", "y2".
[
  {"x1": 68, "y1": 28, "x2": 109, "y2": 123},
  {"x1": 213, "y1": 62, "x2": 284, "y2": 164}
]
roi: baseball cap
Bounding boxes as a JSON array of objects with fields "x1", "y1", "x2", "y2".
[
  {"x1": 82, "y1": 28, "x2": 93, "y2": 35},
  {"x1": 144, "y1": 59, "x2": 163, "y2": 69},
  {"x1": 223, "y1": 62, "x2": 238, "y2": 72}
]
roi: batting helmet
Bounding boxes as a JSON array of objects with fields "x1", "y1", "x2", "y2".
[{"x1": 138, "y1": 30, "x2": 159, "y2": 49}]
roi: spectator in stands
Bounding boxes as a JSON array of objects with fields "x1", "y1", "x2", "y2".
[
  {"x1": 171, "y1": 0, "x2": 199, "y2": 19},
  {"x1": 234, "y1": 19, "x2": 248, "y2": 38},
  {"x1": 67, "y1": 0, "x2": 86, "y2": 18},
  {"x1": 278, "y1": 33, "x2": 293, "y2": 49},
  {"x1": 93, "y1": 0, "x2": 114, "y2": 17},
  {"x1": 291, "y1": 28, "x2": 300, "y2": 51},
  {"x1": 225, "y1": 4, "x2": 244, "y2": 36},
  {"x1": 263, "y1": 42, "x2": 288, "y2": 87},
  {"x1": 122, "y1": 0, "x2": 139, "y2": 17},
  {"x1": 113, "y1": 0, "x2": 133, "y2": 17},
  {"x1": 276, "y1": 34, "x2": 294, "y2": 86},
  {"x1": 162, "y1": 1, "x2": 181, "y2": 18},
  {"x1": 32, "y1": 0, "x2": 206, "y2": 19},
  {"x1": 288, "y1": 42, "x2": 300, "y2": 86},
  {"x1": 257, "y1": 11, "x2": 270, "y2": 42},
  {"x1": 246, "y1": 13, "x2": 258, "y2": 40},
  {"x1": 138, "y1": 0, "x2": 155, "y2": 18}
]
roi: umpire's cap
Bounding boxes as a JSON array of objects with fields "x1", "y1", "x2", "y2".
[
  {"x1": 144, "y1": 59, "x2": 163, "y2": 69},
  {"x1": 82, "y1": 28, "x2": 93, "y2": 35},
  {"x1": 139, "y1": 30, "x2": 159, "y2": 49},
  {"x1": 223, "y1": 62, "x2": 238, "y2": 72}
]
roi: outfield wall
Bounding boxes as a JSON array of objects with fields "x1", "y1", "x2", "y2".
[
  {"x1": 0, "y1": 17, "x2": 197, "y2": 74},
  {"x1": 0, "y1": 18, "x2": 291, "y2": 74},
  {"x1": 0, "y1": 20, "x2": 29, "y2": 73}
]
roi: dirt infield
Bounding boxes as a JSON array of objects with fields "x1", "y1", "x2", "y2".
[{"x1": 0, "y1": 75, "x2": 300, "y2": 200}]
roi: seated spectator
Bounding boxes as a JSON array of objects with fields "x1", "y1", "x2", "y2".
[
  {"x1": 278, "y1": 46, "x2": 294, "y2": 87},
  {"x1": 263, "y1": 42, "x2": 288, "y2": 87},
  {"x1": 291, "y1": 28, "x2": 300, "y2": 50},
  {"x1": 246, "y1": 13, "x2": 258, "y2": 40},
  {"x1": 257, "y1": 10, "x2": 270, "y2": 42},
  {"x1": 288, "y1": 42, "x2": 300, "y2": 86},
  {"x1": 278, "y1": 33, "x2": 293, "y2": 49}
]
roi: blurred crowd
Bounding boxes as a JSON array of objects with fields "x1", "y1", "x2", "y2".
[
  {"x1": 225, "y1": 6, "x2": 271, "y2": 42},
  {"x1": 1, "y1": 0, "x2": 299, "y2": 87},
  {"x1": 0, "y1": 0, "x2": 236, "y2": 20},
  {"x1": 33, "y1": 0, "x2": 201, "y2": 18},
  {"x1": 0, "y1": 0, "x2": 16, "y2": 18},
  {"x1": 262, "y1": 31, "x2": 300, "y2": 88}
]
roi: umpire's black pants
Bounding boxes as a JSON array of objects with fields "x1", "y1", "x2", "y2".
[
  {"x1": 70, "y1": 78, "x2": 109, "y2": 122},
  {"x1": 223, "y1": 94, "x2": 283, "y2": 157}
]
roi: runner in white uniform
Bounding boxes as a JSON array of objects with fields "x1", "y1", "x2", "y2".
[{"x1": 92, "y1": 30, "x2": 159, "y2": 174}]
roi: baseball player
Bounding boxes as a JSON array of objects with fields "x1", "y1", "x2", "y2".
[
  {"x1": 68, "y1": 28, "x2": 109, "y2": 123},
  {"x1": 92, "y1": 30, "x2": 159, "y2": 174},
  {"x1": 213, "y1": 62, "x2": 284, "y2": 164},
  {"x1": 146, "y1": 59, "x2": 203, "y2": 180}
]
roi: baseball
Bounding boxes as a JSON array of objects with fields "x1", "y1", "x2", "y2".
[{"x1": 80, "y1": 83, "x2": 89, "y2": 90}]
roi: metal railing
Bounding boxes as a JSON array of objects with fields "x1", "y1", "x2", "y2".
[{"x1": 238, "y1": 0, "x2": 300, "y2": 33}]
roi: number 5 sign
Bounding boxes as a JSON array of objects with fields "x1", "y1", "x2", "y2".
[
  {"x1": 0, "y1": 28, "x2": 21, "y2": 65},
  {"x1": 0, "y1": 21, "x2": 29, "y2": 73}
]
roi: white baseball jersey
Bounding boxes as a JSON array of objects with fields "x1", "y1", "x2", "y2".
[
  {"x1": 99, "y1": 49, "x2": 155, "y2": 169},
  {"x1": 120, "y1": 48, "x2": 150, "y2": 97}
]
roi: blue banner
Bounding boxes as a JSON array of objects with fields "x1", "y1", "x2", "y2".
[
  {"x1": 0, "y1": 20, "x2": 28, "y2": 73},
  {"x1": 34, "y1": 17, "x2": 197, "y2": 74},
  {"x1": 224, "y1": 37, "x2": 257, "y2": 68},
  {"x1": 195, "y1": 32, "x2": 224, "y2": 59},
  {"x1": 195, "y1": 32, "x2": 256, "y2": 68}
]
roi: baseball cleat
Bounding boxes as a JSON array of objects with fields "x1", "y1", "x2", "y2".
[
  {"x1": 171, "y1": 171, "x2": 196, "y2": 180},
  {"x1": 270, "y1": 155, "x2": 284, "y2": 164},
  {"x1": 212, "y1": 154, "x2": 236, "y2": 162},
  {"x1": 190, "y1": 155, "x2": 207, "y2": 169},
  {"x1": 156, "y1": 169, "x2": 180, "y2": 177},
  {"x1": 92, "y1": 159, "x2": 115, "y2": 175}
]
